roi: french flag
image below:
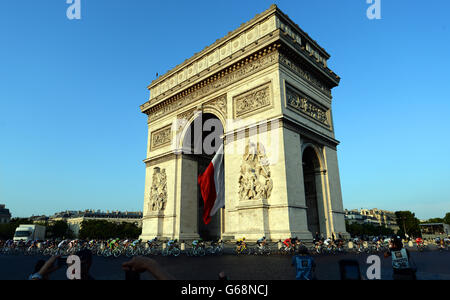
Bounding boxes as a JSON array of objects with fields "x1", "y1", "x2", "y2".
[{"x1": 198, "y1": 144, "x2": 225, "y2": 225}]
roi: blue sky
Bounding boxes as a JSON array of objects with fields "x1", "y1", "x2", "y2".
[{"x1": 0, "y1": 0, "x2": 449, "y2": 220}]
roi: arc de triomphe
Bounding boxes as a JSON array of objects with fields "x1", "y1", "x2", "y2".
[{"x1": 139, "y1": 5, "x2": 348, "y2": 241}]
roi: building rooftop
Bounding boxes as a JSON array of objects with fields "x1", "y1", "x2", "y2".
[
  {"x1": 0, "y1": 204, "x2": 11, "y2": 216},
  {"x1": 51, "y1": 210, "x2": 143, "y2": 219}
]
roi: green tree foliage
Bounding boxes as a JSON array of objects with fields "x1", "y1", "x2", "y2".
[
  {"x1": 423, "y1": 218, "x2": 444, "y2": 223},
  {"x1": 46, "y1": 220, "x2": 74, "y2": 239},
  {"x1": 78, "y1": 220, "x2": 141, "y2": 240},
  {"x1": 0, "y1": 218, "x2": 32, "y2": 240},
  {"x1": 345, "y1": 221, "x2": 394, "y2": 237},
  {"x1": 395, "y1": 211, "x2": 421, "y2": 237},
  {"x1": 444, "y1": 213, "x2": 450, "y2": 225},
  {"x1": 420, "y1": 213, "x2": 450, "y2": 225}
]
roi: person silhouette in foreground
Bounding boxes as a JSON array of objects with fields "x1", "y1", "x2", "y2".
[
  {"x1": 384, "y1": 236, "x2": 416, "y2": 280},
  {"x1": 292, "y1": 246, "x2": 316, "y2": 280},
  {"x1": 122, "y1": 256, "x2": 175, "y2": 280}
]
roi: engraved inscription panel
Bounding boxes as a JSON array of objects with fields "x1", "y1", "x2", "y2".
[{"x1": 286, "y1": 86, "x2": 331, "y2": 128}]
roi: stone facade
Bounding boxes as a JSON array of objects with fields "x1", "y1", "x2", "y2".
[
  {"x1": 346, "y1": 208, "x2": 400, "y2": 233},
  {"x1": 139, "y1": 5, "x2": 348, "y2": 241},
  {"x1": 0, "y1": 204, "x2": 11, "y2": 224}
]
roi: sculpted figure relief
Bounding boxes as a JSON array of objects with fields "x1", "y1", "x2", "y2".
[
  {"x1": 148, "y1": 167, "x2": 167, "y2": 212},
  {"x1": 238, "y1": 142, "x2": 273, "y2": 202}
]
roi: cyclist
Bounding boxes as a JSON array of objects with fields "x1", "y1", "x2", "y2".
[
  {"x1": 108, "y1": 238, "x2": 118, "y2": 250},
  {"x1": 256, "y1": 236, "x2": 266, "y2": 248},
  {"x1": 444, "y1": 237, "x2": 450, "y2": 248},
  {"x1": 439, "y1": 238, "x2": 445, "y2": 251},
  {"x1": 192, "y1": 239, "x2": 201, "y2": 250},
  {"x1": 57, "y1": 239, "x2": 67, "y2": 250},
  {"x1": 67, "y1": 239, "x2": 78, "y2": 252},
  {"x1": 147, "y1": 237, "x2": 158, "y2": 248},
  {"x1": 283, "y1": 237, "x2": 293, "y2": 249},
  {"x1": 434, "y1": 237, "x2": 441, "y2": 247},
  {"x1": 88, "y1": 239, "x2": 96, "y2": 249},
  {"x1": 167, "y1": 239, "x2": 177, "y2": 250},
  {"x1": 415, "y1": 237, "x2": 423, "y2": 246},
  {"x1": 236, "y1": 237, "x2": 246, "y2": 252}
]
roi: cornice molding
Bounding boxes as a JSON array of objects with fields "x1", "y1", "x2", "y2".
[
  {"x1": 146, "y1": 5, "x2": 338, "y2": 102},
  {"x1": 142, "y1": 43, "x2": 281, "y2": 118}
]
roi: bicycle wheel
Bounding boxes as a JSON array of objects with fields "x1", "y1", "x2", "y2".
[
  {"x1": 206, "y1": 247, "x2": 215, "y2": 256},
  {"x1": 113, "y1": 248, "x2": 122, "y2": 258},
  {"x1": 172, "y1": 247, "x2": 181, "y2": 257},
  {"x1": 197, "y1": 248, "x2": 205, "y2": 257},
  {"x1": 125, "y1": 248, "x2": 133, "y2": 258}
]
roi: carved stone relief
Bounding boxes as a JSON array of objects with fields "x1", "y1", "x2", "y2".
[
  {"x1": 202, "y1": 94, "x2": 227, "y2": 119},
  {"x1": 238, "y1": 142, "x2": 273, "y2": 202},
  {"x1": 233, "y1": 83, "x2": 272, "y2": 118},
  {"x1": 143, "y1": 48, "x2": 279, "y2": 120},
  {"x1": 148, "y1": 167, "x2": 167, "y2": 212},
  {"x1": 176, "y1": 107, "x2": 198, "y2": 134},
  {"x1": 151, "y1": 126, "x2": 172, "y2": 150}
]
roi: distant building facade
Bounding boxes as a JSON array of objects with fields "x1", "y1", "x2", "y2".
[
  {"x1": 50, "y1": 210, "x2": 143, "y2": 237},
  {"x1": 420, "y1": 223, "x2": 450, "y2": 239},
  {"x1": 0, "y1": 204, "x2": 11, "y2": 224},
  {"x1": 345, "y1": 208, "x2": 399, "y2": 233}
]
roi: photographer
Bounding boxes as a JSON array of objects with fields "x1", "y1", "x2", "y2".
[
  {"x1": 28, "y1": 256, "x2": 61, "y2": 280},
  {"x1": 122, "y1": 256, "x2": 175, "y2": 280},
  {"x1": 384, "y1": 236, "x2": 417, "y2": 280}
]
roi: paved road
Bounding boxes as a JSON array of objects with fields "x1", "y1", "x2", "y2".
[{"x1": 1, "y1": 251, "x2": 449, "y2": 280}]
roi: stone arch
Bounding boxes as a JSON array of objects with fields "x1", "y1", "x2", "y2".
[
  {"x1": 301, "y1": 143, "x2": 325, "y2": 171},
  {"x1": 202, "y1": 106, "x2": 226, "y2": 131},
  {"x1": 301, "y1": 143, "x2": 327, "y2": 237},
  {"x1": 177, "y1": 108, "x2": 226, "y2": 152},
  {"x1": 179, "y1": 112, "x2": 225, "y2": 240}
]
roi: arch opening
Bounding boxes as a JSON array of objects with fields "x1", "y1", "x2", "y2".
[
  {"x1": 302, "y1": 146, "x2": 322, "y2": 237},
  {"x1": 182, "y1": 113, "x2": 224, "y2": 240}
]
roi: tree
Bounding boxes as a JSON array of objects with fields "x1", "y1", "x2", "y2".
[
  {"x1": 395, "y1": 211, "x2": 421, "y2": 238},
  {"x1": 78, "y1": 220, "x2": 141, "y2": 240},
  {"x1": 444, "y1": 213, "x2": 450, "y2": 225},
  {"x1": 345, "y1": 221, "x2": 394, "y2": 237},
  {"x1": 47, "y1": 220, "x2": 72, "y2": 239},
  {"x1": 423, "y1": 218, "x2": 444, "y2": 224}
]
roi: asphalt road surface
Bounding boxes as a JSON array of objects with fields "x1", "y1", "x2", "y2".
[{"x1": 1, "y1": 251, "x2": 449, "y2": 280}]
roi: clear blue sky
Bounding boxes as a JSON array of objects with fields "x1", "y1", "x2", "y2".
[{"x1": 0, "y1": 1, "x2": 449, "y2": 220}]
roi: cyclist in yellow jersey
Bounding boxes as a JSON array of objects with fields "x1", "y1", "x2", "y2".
[{"x1": 236, "y1": 237, "x2": 246, "y2": 252}]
